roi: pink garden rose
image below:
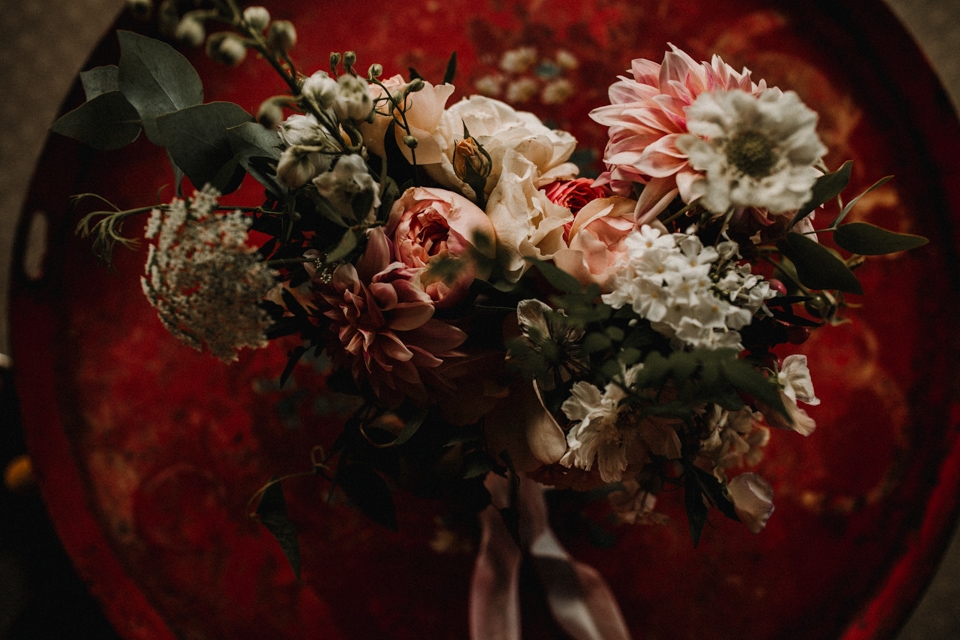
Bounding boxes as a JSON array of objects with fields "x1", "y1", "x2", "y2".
[
  {"x1": 313, "y1": 227, "x2": 467, "y2": 406},
  {"x1": 542, "y1": 178, "x2": 610, "y2": 216},
  {"x1": 590, "y1": 45, "x2": 768, "y2": 223},
  {"x1": 386, "y1": 187, "x2": 497, "y2": 308},
  {"x1": 552, "y1": 196, "x2": 638, "y2": 291}
]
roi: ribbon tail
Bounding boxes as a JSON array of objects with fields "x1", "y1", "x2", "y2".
[
  {"x1": 470, "y1": 478, "x2": 523, "y2": 640},
  {"x1": 519, "y1": 477, "x2": 632, "y2": 640}
]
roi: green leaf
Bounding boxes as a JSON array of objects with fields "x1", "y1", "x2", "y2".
[
  {"x1": 80, "y1": 65, "x2": 120, "y2": 100},
  {"x1": 693, "y1": 467, "x2": 739, "y2": 522},
  {"x1": 684, "y1": 472, "x2": 709, "y2": 547},
  {"x1": 529, "y1": 259, "x2": 583, "y2": 294},
  {"x1": 156, "y1": 101, "x2": 252, "y2": 194},
  {"x1": 777, "y1": 232, "x2": 863, "y2": 294},
  {"x1": 255, "y1": 479, "x2": 302, "y2": 581},
  {"x1": 720, "y1": 358, "x2": 789, "y2": 423},
  {"x1": 51, "y1": 91, "x2": 141, "y2": 150},
  {"x1": 789, "y1": 161, "x2": 852, "y2": 230},
  {"x1": 325, "y1": 229, "x2": 358, "y2": 263},
  {"x1": 833, "y1": 222, "x2": 928, "y2": 255},
  {"x1": 337, "y1": 464, "x2": 398, "y2": 530},
  {"x1": 581, "y1": 332, "x2": 612, "y2": 355},
  {"x1": 227, "y1": 121, "x2": 283, "y2": 160},
  {"x1": 833, "y1": 175, "x2": 893, "y2": 227},
  {"x1": 442, "y1": 51, "x2": 457, "y2": 85},
  {"x1": 118, "y1": 30, "x2": 203, "y2": 145}
]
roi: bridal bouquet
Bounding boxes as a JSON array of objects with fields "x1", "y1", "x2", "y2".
[{"x1": 52, "y1": 0, "x2": 927, "y2": 634}]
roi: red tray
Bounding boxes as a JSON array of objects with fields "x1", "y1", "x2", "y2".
[{"x1": 11, "y1": 0, "x2": 960, "y2": 638}]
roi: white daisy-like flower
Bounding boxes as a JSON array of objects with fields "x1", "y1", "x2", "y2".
[
  {"x1": 140, "y1": 186, "x2": 277, "y2": 362},
  {"x1": 677, "y1": 89, "x2": 826, "y2": 215}
]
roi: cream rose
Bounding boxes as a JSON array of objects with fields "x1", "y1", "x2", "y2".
[
  {"x1": 385, "y1": 186, "x2": 496, "y2": 308},
  {"x1": 359, "y1": 74, "x2": 455, "y2": 165},
  {"x1": 426, "y1": 96, "x2": 579, "y2": 200},
  {"x1": 485, "y1": 150, "x2": 572, "y2": 282}
]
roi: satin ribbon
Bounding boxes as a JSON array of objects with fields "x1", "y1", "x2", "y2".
[{"x1": 469, "y1": 473, "x2": 632, "y2": 640}]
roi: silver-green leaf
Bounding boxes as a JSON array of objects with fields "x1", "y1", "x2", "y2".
[
  {"x1": 118, "y1": 30, "x2": 203, "y2": 145},
  {"x1": 50, "y1": 91, "x2": 141, "y2": 150},
  {"x1": 80, "y1": 65, "x2": 120, "y2": 100},
  {"x1": 833, "y1": 222, "x2": 928, "y2": 255}
]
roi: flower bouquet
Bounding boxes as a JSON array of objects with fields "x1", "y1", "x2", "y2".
[{"x1": 48, "y1": 0, "x2": 930, "y2": 636}]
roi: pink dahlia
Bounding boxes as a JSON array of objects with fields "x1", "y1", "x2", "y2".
[
  {"x1": 317, "y1": 228, "x2": 467, "y2": 406},
  {"x1": 590, "y1": 45, "x2": 768, "y2": 223}
]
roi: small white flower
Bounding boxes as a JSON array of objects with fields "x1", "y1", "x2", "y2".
[
  {"x1": 140, "y1": 186, "x2": 277, "y2": 362},
  {"x1": 541, "y1": 78, "x2": 575, "y2": 105},
  {"x1": 333, "y1": 74, "x2": 373, "y2": 121},
  {"x1": 505, "y1": 78, "x2": 539, "y2": 104},
  {"x1": 174, "y1": 16, "x2": 205, "y2": 47},
  {"x1": 555, "y1": 50, "x2": 579, "y2": 70},
  {"x1": 499, "y1": 46, "x2": 538, "y2": 73},
  {"x1": 728, "y1": 473, "x2": 775, "y2": 533},
  {"x1": 302, "y1": 71, "x2": 340, "y2": 111},
  {"x1": 678, "y1": 89, "x2": 826, "y2": 215},
  {"x1": 276, "y1": 146, "x2": 331, "y2": 188},
  {"x1": 778, "y1": 354, "x2": 820, "y2": 406},
  {"x1": 473, "y1": 74, "x2": 503, "y2": 97},
  {"x1": 312, "y1": 154, "x2": 380, "y2": 224}
]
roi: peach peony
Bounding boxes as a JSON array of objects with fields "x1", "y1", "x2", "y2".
[
  {"x1": 385, "y1": 187, "x2": 497, "y2": 308},
  {"x1": 590, "y1": 45, "x2": 768, "y2": 224}
]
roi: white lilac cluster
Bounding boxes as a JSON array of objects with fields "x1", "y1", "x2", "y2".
[
  {"x1": 601, "y1": 225, "x2": 774, "y2": 349},
  {"x1": 141, "y1": 186, "x2": 277, "y2": 362}
]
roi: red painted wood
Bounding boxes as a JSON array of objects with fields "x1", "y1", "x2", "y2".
[{"x1": 11, "y1": 0, "x2": 960, "y2": 638}]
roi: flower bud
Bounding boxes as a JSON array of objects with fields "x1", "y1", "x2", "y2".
[
  {"x1": 242, "y1": 6, "x2": 270, "y2": 31},
  {"x1": 157, "y1": 0, "x2": 180, "y2": 37},
  {"x1": 127, "y1": 0, "x2": 152, "y2": 20},
  {"x1": 333, "y1": 74, "x2": 373, "y2": 122},
  {"x1": 452, "y1": 137, "x2": 493, "y2": 182},
  {"x1": 257, "y1": 97, "x2": 285, "y2": 128},
  {"x1": 174, "y1": 16, "x2": 205, "y2": 47},
  {"x1": 402, "y1": 135, "x2": 419, "y2": 149},
  {"x1": 405, "y1": 78, "x2": 425, "y2": 94},
  {"x1": 267, "y1": 20, "x2": 297, "y2": 53},
  {"x1": 368, "y1": 63, "x2": 383, "y2": 79},
  {"x1": 329, "y1": 52, "x2": 342, "y2": 68},
  {"x1": 301, "y1": 71, "x2": 339, "y2": 110},
  {"x1": 206, "y1": 33, "x2": 247, "y2": 67},
  {"x1": 343, "y1": 51, "x2": 357, "y2": 70}
]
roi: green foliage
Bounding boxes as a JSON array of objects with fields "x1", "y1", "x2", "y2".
[
  {"x1": 832, "y1": 174, "x2": 893, "y2": 227},
  {"x1": 684, "y1": 466, "x2": 739, "y2": 547},
  {"x1": 255, "y1": 479, "x2": 302, "y2": 581},
  {"x1": 789, "y1": 161, "x2": 852, "y2": 230},
  {"x1": 777, "y1": 232, "x2": 863, "y2": 295},
  {"x1": 156, "y1": 102, "x2": 253, "y2": 194},
  {"x1": 80, "y1": 65, "x2": 120, "y2": 100},
  {"x1": 442, "y1": 51, "x2": 458, "y2": 85},
  {"x1": 833, "y1": 222, "x2": 928, "y2": 255},
  {"x1": 117, "y1": 30, "x2": 203, "y2": 145},
  {"x1": 50, "y1": 91, "x2": 142, "y2": 150},
  {"x1": 336, "y1": 463, "x2": 398, "y2": 530}
]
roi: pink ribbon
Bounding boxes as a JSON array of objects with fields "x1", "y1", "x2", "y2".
[{"x1": 469, "y1": 474, "x2": 632, "y2": 640}]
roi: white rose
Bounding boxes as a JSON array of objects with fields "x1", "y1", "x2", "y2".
[
  {"x1": 485, "y1": 149, "x2": 572, "y2": 282},
  {"x1": 425, "y1": 96, "x2": 578, "y2": 200}
]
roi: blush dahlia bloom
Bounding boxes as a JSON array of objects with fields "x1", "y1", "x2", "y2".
[
  {"x1": 590, "y1": 45, "x2": 768, "y2": 223},
  {"x1": 317, "y1": 228, "x2": 467, "y2": 405}
]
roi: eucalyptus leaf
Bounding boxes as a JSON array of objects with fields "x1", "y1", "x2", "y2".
[
  {"x1": 255, "y1": 479, "x2": 302, "y2": 581},
  {"x1": 788, "y1": 161, "x2": 852, "y2": 230},
  {"x1": 833, "y1": 175, "x2": 893, "y2": 227},
  {"x1": 156, "y1": 102, "x2": 253, "y2": 194},
  {"x1": 337, "y1": 464, "x2": 398, "y2": 530},
  {"x1": 529, "y1": 259, "x2": 583, "y2": 294},
  {"x1": 80, "y1": 65, "x2": 120, "y2": 100},
  {"x1": 777, "y1": 232, "x2": 863, "y2": 294},
  {"x1": 325, "y1": 229, "x2": 358, "y2": 263},
  {"x1": 833, "y1": 222, "x2": 928, "y2": 255},
  {"x1": 50, "y1": 91, "x2": 141, "y2": 150},
  {"x1": 227, "y1": 121, "x2": 283, "y2": 160},
  {"x1": 118, "y1": 30, "x2": 204, "y2": 145}
]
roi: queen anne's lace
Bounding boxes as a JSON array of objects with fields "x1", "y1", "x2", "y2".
[{"x1": 141, "y1": 186, "x2": 277, "y2": 362}]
